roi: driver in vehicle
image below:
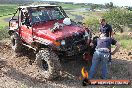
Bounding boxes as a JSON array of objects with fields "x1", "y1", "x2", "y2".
[{"x1": 22, "y1": 11, "x2": 30, "y2": 26}]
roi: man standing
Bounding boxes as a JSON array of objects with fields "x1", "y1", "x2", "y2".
[
  {"x1": 88, "y1": 33, "x2": 120, "y2": 79},
  {"x1": 99, "y1": 19, "x2": 113, "y2": 37}
]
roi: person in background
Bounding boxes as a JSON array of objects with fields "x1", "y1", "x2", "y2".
[
  {"x1": 22, "y1": 11, "x2": 30, "y2": 26},
  {"x1": 88, "y1": 33, "x2": 120, "y2": 79},
  {"x1": 99, "y1": 18, "x2": 113, "y2": 37}
]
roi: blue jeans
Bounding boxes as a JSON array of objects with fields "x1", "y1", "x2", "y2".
[
  {"x1": 89, "y1": 50, "x2": 110, "y2": 79},
  {"x1": 108, "y1": 53, "x2": 111, "y2": 62}
]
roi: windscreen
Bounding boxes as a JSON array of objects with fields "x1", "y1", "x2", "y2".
[{"x1": 30, "y1": 6, "x2": 66, "y2": 24}]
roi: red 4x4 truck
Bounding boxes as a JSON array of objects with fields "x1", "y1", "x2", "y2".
[{"x1": 8, "y1": 5, "x2": 92, "y2": 79}]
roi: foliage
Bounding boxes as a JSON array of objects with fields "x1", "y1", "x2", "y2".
[
  {"x1": 90, "y1": 4, "x2": 105, "y2": 11},
  {"x1": 105, "y1": 2, "x2": 114, "y2": 9},
  {"x1": 103, "y1": 8, "x2": 132, "y2": 32},
  {"x1": 127, "y1": 7, "x2": 132, "y2": 11},
  {"x1": 90, "y1": 4, "x2": 98, "y2": 11},
  {"x1": 83, "y1": 17, "x2": 99, "y2": 32}
]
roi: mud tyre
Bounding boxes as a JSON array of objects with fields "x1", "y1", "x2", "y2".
[
  {"x1": 10, "y1": 33, "x2": 23, "y2": 53},
  {"x1": 36, "y1": 48, "x2": 61, "y2": 80}
]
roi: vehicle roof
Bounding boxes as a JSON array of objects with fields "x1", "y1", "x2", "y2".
[{"x1": 19, "y1": 4, "x2": 59, "y2": 9}]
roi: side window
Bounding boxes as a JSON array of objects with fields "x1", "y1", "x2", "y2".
[{"x1": 21, "y1": 10, "x2": 30, "y2": 26}]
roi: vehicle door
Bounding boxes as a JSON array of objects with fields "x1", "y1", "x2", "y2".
[{"x1": 19, "y1": 10, "x2": 33, "y2": 44}]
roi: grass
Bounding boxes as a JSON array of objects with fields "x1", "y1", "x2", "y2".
[
  {"x1": 58, "y1": 3, "x2": 90, "y2": 10},
  {"x1": 115, "y1": 32, "x2": 132, "y2": 49},
  {"x1": 0, "y1": 15, "x2": 14, "y2": 40},
  {"x1": 0, "y1": 4, "x2": 17, "y2": 40},
  {"x1": 115, "y1": 33, "x2": 132, "y2": 40},
  {"x1": 0, "y1": 15, "x2": 12, "y2": 29},
  {"x1": 120, "y1": 39, "x2": 132, "y2": 49},
  {"x1": 0, "y1": 4, "x2": 17, "y2": 17},
  {"x1": 0, "y1": 28, "x2": 10, "y2": 40},
  {"x1": 0, "y1": 4, "x2": 17, "y2": 29},
  {"x1": 70, "y1": 11, "x2": 105, "y2": 19}
]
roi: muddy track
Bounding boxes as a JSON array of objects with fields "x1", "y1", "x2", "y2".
[{"x1": 0, "y1": 39, "x2": 132, "y2": 88}]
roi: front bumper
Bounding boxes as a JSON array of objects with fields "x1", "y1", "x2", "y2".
[
  {"x1": 64, "y1": 44, "x2": 88, "y2": 56},
  {"x1": 57, "y1": 40, "x2": 88, "y2": 56}
]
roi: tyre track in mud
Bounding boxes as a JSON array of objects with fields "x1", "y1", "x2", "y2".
[{"x1": 0, "y1": 39, "x2": 90, "y2": 88}]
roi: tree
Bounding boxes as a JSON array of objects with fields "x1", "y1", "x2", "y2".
[
  {"x1": 128, "y1": 7, "x2": 132, "y2": 11},
  {"x1": 103, "y1": 8, "x2": 132, "y2": 32},
  {"x1": 90, "y1": 4, "x2": 98, "y2": 11},
  {"x1": 105, "y1": 2, "x2": 114, "y2": 9}
]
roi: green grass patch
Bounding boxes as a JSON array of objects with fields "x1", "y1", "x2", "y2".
[
  {"x1": 58, "y1": 3, "x2": 90, "y2": 10},
  {"x1": 0, "y1": 15, "x2": 13, "y2": 40},
  {"x1": 0, "y1": 4, "x2": 17, "y2": 17},
  {"x1": 71, "y1": 11, "x2": 105, "y2": 19},
  {"x1": 115, "y1": 33, "x2": 132, "y2": 49},
  {"x1": 0, "y1": 4, "x2": 17, "y2": 29},
  {"x1": 0, "y1": 4, "x2": 17, "y2": 40},
  {"x1": 0, "y1": 15, "x2": 13, "y2": 29},
  {"x1": 120, "y1": 39, "x2": 132, "y2": 49},
  {"x1": 115, "y1": 33, "x2": 132, "y2": 40}
]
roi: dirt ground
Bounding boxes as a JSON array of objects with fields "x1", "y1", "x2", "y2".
[{"x1": 0, "y1": 39, "x2": 132, "y2": 88}]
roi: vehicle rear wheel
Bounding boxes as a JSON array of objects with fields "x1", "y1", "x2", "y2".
[
  {"x1": 35, "y1": 48, "x2": 61, "y2": 80},
  {"x1": 10, "y1": 33, "x2": 23, "y2": 53}
]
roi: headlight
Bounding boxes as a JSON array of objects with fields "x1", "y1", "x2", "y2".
[
  {"x1": 61, "y1": 40, "x2": 66, "y2": 45},
  {"x1": 53, "y1": 41, "x2": 61, "y2": 46}
]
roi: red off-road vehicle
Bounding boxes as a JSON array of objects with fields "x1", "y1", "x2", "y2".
[{"x1": 8, "y1": 5, "x2": 91, "y2": 79}]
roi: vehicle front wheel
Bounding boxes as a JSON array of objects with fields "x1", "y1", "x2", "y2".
[
  {"x1": 10, "y1": 33, "x2": 23, "y2": 53},
  {"x1": 35, "y1": 48, "x2": 61, "y2": 80}
]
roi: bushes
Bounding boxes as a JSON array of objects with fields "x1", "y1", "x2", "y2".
[
  {"x1": 83, "y1": 17, "x2": 99, "y2": 32},
  {"x1": 83, "y1": 8, "x2": 132, "y2": 33},
  {"x1": 103, "y1": 8, "x2": 132, "y2": 33}
]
